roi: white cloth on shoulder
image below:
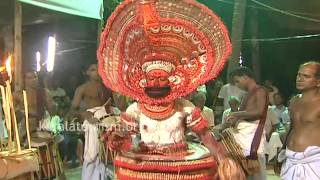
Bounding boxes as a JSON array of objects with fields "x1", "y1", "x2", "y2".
[
  {"x1": 82, "y1": 107, "x2": 102, "y2": 163},
  {"x1": 280, "y1": 146, "x2": 320, "y2": 180}
]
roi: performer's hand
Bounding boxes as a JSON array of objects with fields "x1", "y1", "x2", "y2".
[
  {"x1": 218, "y1": 158, "x2": 246, "y2": 180},
  {"x1": 107, "y1": 131, "x2": 131, "y2": 151},
  {"x1": 108, "y1": 133, "x2": 125, "y2": 151}
]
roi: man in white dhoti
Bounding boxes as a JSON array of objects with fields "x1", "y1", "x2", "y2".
[
  {"x1": 82, "y1": 103, "x2": 120, "y2": 180},
  {"x1": 280, "y1": 61, "x2": 320, "y2": 180},
  {"x1": 264, "y1": 106, "x2": 283, "y2": 162},
  {"x1": 225, "y1": 67, "x2": 269, "y2": 180}
]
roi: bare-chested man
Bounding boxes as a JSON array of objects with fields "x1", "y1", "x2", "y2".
[
  {"x1": 280, "y1": 61, "x2": 320, "y2": 180},
  {"x1": 14, "y1": 71, "x2": 57, "y2": 141},
  {"x1": 226, "y1": 67, "x2": 268, "y2": 180},
  {"x1": 69, "y1": 63, "x2": 117, "y2": 178},
  {"x1": 70, "y1": 63, "x2": 112, "y2": 122}
]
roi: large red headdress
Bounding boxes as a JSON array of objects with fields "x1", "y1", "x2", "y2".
[{"x1": 98, "y1": 0, "x2": 232, "y2": 104}]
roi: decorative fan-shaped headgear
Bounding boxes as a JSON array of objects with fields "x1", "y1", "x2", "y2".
[{"x1": 98, "y1": 0, "x2": 232, "y2": 104}]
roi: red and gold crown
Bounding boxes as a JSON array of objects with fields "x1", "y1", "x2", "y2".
[{"x1": 98, "y1": 0, "x2": 232, "y2": 104}]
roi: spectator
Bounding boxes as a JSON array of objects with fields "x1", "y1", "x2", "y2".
[
  {"x1": 218, "y1": 81, "x2": 246, "y2": 110},
  {"x1": 263, "y1": 80, "x2": 279, "y2": 105},
  {"x1": 193, "y1": 92, "x2": 215, "y2": 128}
]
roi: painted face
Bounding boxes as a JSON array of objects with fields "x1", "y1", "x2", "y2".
[
  {"x1": 144, "y1": 69, "x2": 171, "y2": 98},
  {"x1": 296, "y1": 65, "x2": 320, "y2": 91},
  {"x1": 25, "y1": 71, "x2": 39, "y2": 88},
  {"x1": 86, "y1": 64, "x2": 100, "y2": 81},
  {"x1": 232, "y1": 75, "x2": 248, "y2": 91}
]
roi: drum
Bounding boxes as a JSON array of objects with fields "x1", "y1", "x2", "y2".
[
  {"x1": 31, "y1": 132, "x2": 64, "y2": 179},
  {"x1": 98, "y1": 115, "x2": 120, "y2": 131},
  {"x1": 0, "y1": 149, "x2": 39, "y2": 180},
  {"x1": 220, "y1": 128, "x2": 260, "y2": 175},
  {"x1": 98, "y1": 116, "x2": 120, "y2": 162}
]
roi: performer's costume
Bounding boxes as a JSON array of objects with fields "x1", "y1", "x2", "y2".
[{"x1": 97, "y1": 0, "x2": 234, "y2": 179}]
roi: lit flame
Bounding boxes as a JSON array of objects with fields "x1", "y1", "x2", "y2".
[
  {"x1": 36, "y1": 51, "x2": 41, "y2": 72},
  {"x1": 0, "y1": 66, "x2": 5, "y2": 72},
  {"x1": 5, "y1": 55, "x2": 12, "y2": 82},
  {"x1": 47, "y1": 36, "x2": 56, "y2": 72}
]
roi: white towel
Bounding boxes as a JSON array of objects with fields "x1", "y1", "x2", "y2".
[
  {"x1": 82, "y1": 105, "x2": 119, "y2": 180},
  {"x1": 82, "y1": 120, "x2": 99, "y2": 162},
  {"x1": 82, "y1": 106, "x2": 106, "y2": 180}
]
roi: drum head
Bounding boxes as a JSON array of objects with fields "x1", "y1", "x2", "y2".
[
  {"x1": 122, "y1": 143, "x2": 210, "y2": 161},
  {"x1": 31, "y1": 131, "x2": 53, "y2": 147}
]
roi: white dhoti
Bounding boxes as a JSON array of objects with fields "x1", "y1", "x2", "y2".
[
  {"x1": 280, "y1": 146, "x2": 320, "y2": 180},
  {"x1": 231, "y1": 120, "x2": 266, "y2": 156},
  {"x1": 229, "y1": 120, "x2": 267, "y2": 180},
  {"x1": 82, "y1": 106, "x2": 116, "y2": 180},
  {"x1": 82, "y1": 158, "x2": 108, "y2": 180},
  {"x1": 265, "y1": 132, "x2": 283, "y2": 162}
]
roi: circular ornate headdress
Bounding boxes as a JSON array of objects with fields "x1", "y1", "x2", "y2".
[{"x1": 98, "y1": 0, "x2": 232, "y2": 104}]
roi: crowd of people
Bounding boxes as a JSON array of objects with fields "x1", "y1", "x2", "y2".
[{"x1": 1, "y1": 60, "x2": 317, "y2": 180}]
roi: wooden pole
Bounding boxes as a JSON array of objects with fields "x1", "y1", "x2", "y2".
[
  {"x1": 6, "y1": 81, "x2": 21, "y2": 152},
  {"x1": 4, "y1": 85, "x2": 12, "y2": 151},
  {"x1": 14, "y1": 0, "x2": 22, "y2": 91},
  {"x1": 0, "y1": 85, "x2": 11, "y2": 150},
  {"x1": 23, "y1": 90, "x2": 31, "y2": 149},
  {"x1": 227, "y1": 0, "x2": 247, "y2": 81},
  {"x1": 250, "y1": 9, "x2": 261, "y2": 82}
]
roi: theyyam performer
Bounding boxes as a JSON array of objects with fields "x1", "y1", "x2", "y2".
[{"x1": 97, "y1": 0, "x2": 245, "y2": 179}]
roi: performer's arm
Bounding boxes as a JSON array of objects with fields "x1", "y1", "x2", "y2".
[
  {"x1": 188, "y1": 109, "x2": 246, "y2": 179},
  {"x1": 103, "y1": 103, "x2": 139, "y2": 151},
  {"x1": 187, "y1": 108, "x2": 225, "y2": 161},
  {"x1": 198, "y1": 129, "x2": 225, "y2": 161}
]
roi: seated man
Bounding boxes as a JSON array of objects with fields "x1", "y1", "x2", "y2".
[
  {"x1": 221, "y1": 96, "x2": 240, "y2": 124},
  {"x1": 214, "y1": 96, "x2": 240, "y2": 138},
  {"x1": 193, "y1": 92, "x2": 215, "y2": 128}
]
